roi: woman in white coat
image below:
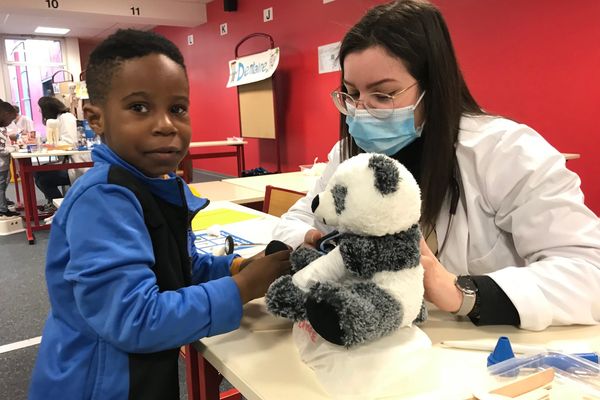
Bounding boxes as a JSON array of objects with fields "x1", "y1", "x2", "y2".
[
  {"x1": 273, "y1": 0, "x2": 600, "y2": 331},
  {"x1": 36, "y1": 96, "x2": 91, "y2": 212}
]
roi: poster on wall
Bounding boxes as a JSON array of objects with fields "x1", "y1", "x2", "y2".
[
  {"x1": 318, "y1": 41, "x2": 341, "y2": 74},
  {"x1": 226, "y1": 47, "x2": 280, "y2": 88}
]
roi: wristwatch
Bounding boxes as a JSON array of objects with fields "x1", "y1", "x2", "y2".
[{"x1": 452, "y1": 275, "x2": 478, "y2": 317}]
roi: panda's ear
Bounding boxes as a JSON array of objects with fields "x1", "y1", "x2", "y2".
[{"x1": 368, "y1": 154, "x2": 400, "y2": 195}]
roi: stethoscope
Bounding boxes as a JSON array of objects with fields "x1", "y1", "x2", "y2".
[
  {"x1": 316, "y1": 176, "x2": 460, "y2": 258},
  {"x1": 222, "y1": 235, "x2": 270, "y2": 255},
  {"x1": 435, "y1": 175, "x2": 460, "y2": 257}
]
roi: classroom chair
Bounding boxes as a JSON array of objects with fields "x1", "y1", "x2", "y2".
[{"x1": 262, "y1": 185, "x2": 305, "y2": 217}]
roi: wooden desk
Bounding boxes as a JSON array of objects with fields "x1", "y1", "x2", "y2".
[
  {"x1": 223, "y1": 171, "x2": 319, "y2": 195},
  {"x1": 188, "y1": 181, "x2": 263, "y2": 204},
  {"x1": 11, "y1": 149, "x2": 93, "y2": 244},
  {"x1": 181, "y1": 140, "x2": 247, "y2": 182},
  {"x1": 184, "y1": 202, "x2": 600, "y2": 400}
]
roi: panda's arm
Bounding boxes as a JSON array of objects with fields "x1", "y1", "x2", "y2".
[{"x1": 291, "y1": 247, "x2": 346, "y2": 291}]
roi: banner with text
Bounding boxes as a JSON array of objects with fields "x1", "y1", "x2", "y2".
[{"x1": 226, "y1": 48, "x2": 280, "y2": 88}]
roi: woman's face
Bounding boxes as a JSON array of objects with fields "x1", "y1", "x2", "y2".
[{"x1": 343, "y1": 45, "x2": 424, "y2": 126}]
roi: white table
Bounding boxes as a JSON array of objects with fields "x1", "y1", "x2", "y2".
[
  {"x1": 185, "y1": 202, "x2": 600, "y2": 400},
  {"x1": 223, "y1": 171, "x2": 319, "y2": 195},
  {"x1": 190, "y1": 305, "x2": 599, "y2": 400}
]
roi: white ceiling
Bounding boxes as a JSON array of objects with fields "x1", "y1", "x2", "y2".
[{"x1": 0, "y1": 0, "x2": 214, "y2": 40}]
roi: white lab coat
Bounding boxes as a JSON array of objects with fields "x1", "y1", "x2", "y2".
[
  {"x1": 273, "y1": 114, "x2": 600, "y2": 331},
  {"x1": 53, "y1": 112, "x2": 91, "y2": 183}
]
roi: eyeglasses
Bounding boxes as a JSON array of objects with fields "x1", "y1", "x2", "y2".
[{"x1": 331, "y1": 81, "x2": 419, "y2": 119}]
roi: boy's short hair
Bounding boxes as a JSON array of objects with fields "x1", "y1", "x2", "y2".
[
  {"x1": 14, "y1": 105, "x2": 20, "y2": 114},
  {"x1": 0, "y1": 100, "x2": 17, "y2": 127},
  {"x1": 85, "y1": 29, "x2": 186, "y2": 104}
]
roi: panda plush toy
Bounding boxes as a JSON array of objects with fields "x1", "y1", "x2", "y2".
[{"x1": 266, "y1": 153, "x2": 427, "y2": 347}]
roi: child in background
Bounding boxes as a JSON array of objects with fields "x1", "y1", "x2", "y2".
[
  {"x1": 29, "y1": 29, "x2": 291, "y2": 400},
  {"x1": 13, "y1": 105, "x2": 35, "y2": 136},
  {"x1": 0, "y1": 101, "x2": 20, "y2": 217}
]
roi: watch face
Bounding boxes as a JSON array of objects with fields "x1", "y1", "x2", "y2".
[{"x1": 456, "y1": 276, "x2": 477, "y2": 295}]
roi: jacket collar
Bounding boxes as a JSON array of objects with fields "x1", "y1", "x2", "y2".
[{"x1": 91, "y1": 144, "x2": 208, "y2": 213}]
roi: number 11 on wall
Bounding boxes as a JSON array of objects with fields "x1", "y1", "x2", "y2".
[{"x1": 131, "y1": 6, "x2": 140, "y2": 15}]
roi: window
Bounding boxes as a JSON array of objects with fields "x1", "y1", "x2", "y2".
[{"x1": 1, "y1": 37, "x2": 66, "y2": 135}]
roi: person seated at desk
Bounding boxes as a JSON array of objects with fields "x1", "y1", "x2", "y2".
[
  {"x1": 35, "y1": 96, "x2": 91, "y2": 213},
  {"x1": 28, "y1": 29, "x2": 291, "y2": 400},
  {"x1": 0, "y1": 101, "x2": 20, "y2": 217},
  {"x1": 273, "y1": 0, "x2": 600, "y2": 331},
  {"x1": 13, "y1": 105, "x2": 34, "y2": 137}
]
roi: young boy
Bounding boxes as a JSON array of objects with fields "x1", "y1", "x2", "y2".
[
  {"x1": 29, "y1": 30, "x2": 291, "y2": 400},
  {"x1": 0, "y1": 101, "x2": 20, "y2": 217},
  {"x1": 13, "y1": 105, "x2": 35, "y2": 136}
]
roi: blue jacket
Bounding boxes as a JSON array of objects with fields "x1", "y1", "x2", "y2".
[{"x1": 29, "y1": 144, "x2": 242, "y2": 400}]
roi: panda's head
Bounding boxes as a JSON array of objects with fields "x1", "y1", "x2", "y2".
[{"x1": 311, "y1": 153, "x2": 421, "y2": 236}]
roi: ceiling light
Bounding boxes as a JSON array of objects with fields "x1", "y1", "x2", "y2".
[{"x1": 34, "y1": 26, "x2": 70, "y2": 35}]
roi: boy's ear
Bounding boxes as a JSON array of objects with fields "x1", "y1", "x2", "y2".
[{"x1": 83, "y1": 103, "x2": 104, "y2": 137}]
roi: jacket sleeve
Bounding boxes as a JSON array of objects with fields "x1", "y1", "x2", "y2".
[
  {"x1": 64, "y1": 184, "x2": 243, "y2": 353},
  {"x1": 477, "y1": 123, "x2": 600, "y2": 330},
  {"x1": 187, "y1": 230, "x2": 238, "y2": 284},
  {"x1": 272, "y1": 142, "x2": 341, "y2": 248}
]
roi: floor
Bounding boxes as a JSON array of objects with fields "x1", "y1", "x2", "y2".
[{"x1": 0, "y1": 169, "x2": 236, "y2": 400}]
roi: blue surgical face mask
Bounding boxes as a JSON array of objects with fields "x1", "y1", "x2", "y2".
[{"x1": 346, "y1": 91, "x2": 425, "y2": 156}]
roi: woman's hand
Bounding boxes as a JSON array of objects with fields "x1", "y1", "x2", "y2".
[
  {"x1": 303, "y1": 229, "x2": 324, "y2": 248},
  {"x1": 420, "y1": 238, "x2": 463, "y2": 313}
]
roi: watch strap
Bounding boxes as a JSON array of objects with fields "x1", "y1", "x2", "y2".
[{"x1": 453, "y1": 276, "x2": 477, "y2": 316}]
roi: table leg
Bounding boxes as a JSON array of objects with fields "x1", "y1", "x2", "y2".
[
  {"x1": 198, "y1": 355, "x2": 221, "y2": 400},
  {"x1": 184, "y1": 345, "x2": 200, "y2": 400},
  {"x1": 17, "y1": 159, "x2": 36, "y2": 244},
  {"x1": 10, "y1": 158, "x2": 21, "y2": 206},
  {"x1": 236, "y1": 146, "x2": 246, "y2": 177},
  {"x1": 184, "y1": 344, "x2": 222, "y2": 400},
  {"x1": 28, "y1": 170, "x2": 41, "y2": 228}
]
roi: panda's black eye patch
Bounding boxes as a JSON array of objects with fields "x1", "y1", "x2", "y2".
[
  {"x1": 331, "y1": 184, "x2": 347, "y2": 215},
  {"x1": 368, "y1": 154, "x2": 400, "y2": 195}
]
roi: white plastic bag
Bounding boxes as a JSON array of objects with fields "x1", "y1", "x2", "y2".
[{"x1": 293, "y1": 321, "x2": 432, "y2": 400}]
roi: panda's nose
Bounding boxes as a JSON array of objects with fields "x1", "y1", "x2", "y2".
[{"x1": 311, "y1": 195, "x2": 320, "y2": 212}]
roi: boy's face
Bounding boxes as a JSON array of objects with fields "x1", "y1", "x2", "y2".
[{"x1": 85, "y1": 54, "x2": 191, "y2": 177}]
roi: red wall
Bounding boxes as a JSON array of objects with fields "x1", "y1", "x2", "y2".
[
  {"x1": 155, "y1": 0, "x2": 600, "y2": 214},
  {"x1": 79, "y1": 39, "x2": 102, "y2": 73}
]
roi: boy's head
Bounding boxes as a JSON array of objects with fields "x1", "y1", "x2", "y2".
[
  {"x1": 0, "y1": 101, "x2": 17, "y2": 128},
  {"x1": 84, "y1": 29, "x2": 191, "y2": 178}
]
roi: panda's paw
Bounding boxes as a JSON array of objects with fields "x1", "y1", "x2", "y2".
[
  {"x1": 290, "y1": 246, "x2": 323, "y2": 274},
  {"x1": 265, "y1": 275, "x2": 307, "y2": 321},
  {"x1": 307, "y1": 281, "x2": 403, "y2": 347}
]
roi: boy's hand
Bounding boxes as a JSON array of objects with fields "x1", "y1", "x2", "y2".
[{"x1": 232, "y1": 250, "x2": 291, "y2": 304}]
